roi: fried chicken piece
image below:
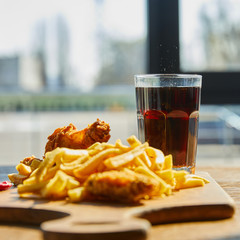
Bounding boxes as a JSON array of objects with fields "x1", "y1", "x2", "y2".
[
  {"x1": 45, "y1": 119, "x2": 111, "y2": 153},
  {"x1": 84, "y1": 170, "x2": 159, "y2": 203},
  {"x1": 21, "y1": 155, "x2": 41, "y2": 166},
  {"x1": 9, "y1": 156, "x2": 42, "y2": 186},
  {"x1": 8, "y1": 173, "x2": 28, "y2": 186}
]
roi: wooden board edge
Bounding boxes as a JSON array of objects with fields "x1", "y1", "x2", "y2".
[{"x1": 41, "y1": 218, "x2": 150, "y2": 240}]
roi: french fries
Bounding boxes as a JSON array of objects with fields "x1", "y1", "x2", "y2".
[
  {"x1": 41, "y1": 170, "x2": 80, "y2": 199},
  {"x1": 103, "y1": 142, "x2": 148, "y2": 169},
  {"x1": 74, "y1": 148, "x2": 123, "y2": 177},
  {"x1": 16, "y1": 163, "x2": 32, "y2": 177},
  {"x1": 16, "y1": 135, "x2": 209, "y2": 202},
  {"x1": 68, "y1": 187, "x2": 86, "y2": 202},
  {"x1": 8, "y1": 156, "x2": 42, "y2": 185}
]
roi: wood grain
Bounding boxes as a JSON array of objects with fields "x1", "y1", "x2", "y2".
[{"x1": 0, "y1": 172, "x2": 235, "y2": 240}]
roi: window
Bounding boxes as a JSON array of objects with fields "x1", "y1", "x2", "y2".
[
  {"x1": 0, "y1": 0, "x2": 147, "y2": 110},
  {"x1": 180, "y1": 0, "x2": 240, "y2": 72},
  {"x1": 148, "y1": 0, "x2": 240, "y2": 104},
  {"x1": 0, "y1": 0, "x2": 147, "y2": 165},
  {"x1": 148, "y1": 0, "x2": 240, "y2": 165}
]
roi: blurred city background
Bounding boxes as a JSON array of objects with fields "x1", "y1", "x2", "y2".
[{"x1": 0, "y1": 0, "x2": 240, "y2": 166}]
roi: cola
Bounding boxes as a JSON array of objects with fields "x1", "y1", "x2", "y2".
[{"x1": 136, "y1": 86, "x2": 201, "y2": 173}]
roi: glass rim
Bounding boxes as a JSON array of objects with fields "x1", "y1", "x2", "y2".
[
  {"x1": 134, "y1": 74, "x2": 202, "y2": 79},
  {"x1": 134, "y1": 74, "x2": 202, "y2": 87}
]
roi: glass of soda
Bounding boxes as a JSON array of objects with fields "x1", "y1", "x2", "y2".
[{"x1": 134, "y1": 74, "x2": 202, "y2": 173}]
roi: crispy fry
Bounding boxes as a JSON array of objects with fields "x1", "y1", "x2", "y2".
[
  {"x1": 18, "y1": 181, "x2": 48, "y2": 194},
  {"x1": 61, "y1": 149, "x2": 89, "y2": 163},
  {"x1": 88, "y1": 142, "x2": 115, "y2": 156},
  {"x1": 87, "y1": 142, "x2": 101, "y2": 150},
  {"x1": 104, "y1": 142, "x2": 148, "y2": 169},
  {"x1": 30, "y1": 158, "x2": 42, "y2": 171},
  {"x1": 41, "y1": 173, "x2": 67, "y2": 198},
  {"x1": 29, "y1": 167, "x2": 40, "y2": 177},
  {"x1": 115, "y1": 139, "x2": 129, "y2": 151},
  {"x1": 134, "y1": 157, "x2": 148, "y2": 168},
  {"x1": 68, "y1": 187, "x2": 86, "y2": 202},
  {"x1": 139, "y1": 151, "x2": 152, "y2": 168},
  {"x1": 145, "y1": 147, "x2": 165, "y2": 168},
  {"x1": 154, "y1": 163, "x2": 163, "y2": 171},
  {"x1": 173, "y1": 170, "x2": 188, "y2": 189},
  {"x1": 60, "y1": 164, "x2": 76, "y2": 176},
  {"x1": 173, "y1": 170, "x2": 188, "y2": 179},
  {"x1": 96, "y1": 161, "x2": 107, "y2": 172},
  {"x1": 162, "y1": 154, "x2": 173, "y2": 170},
  {"x1": 74, "y1": 174, "x2": 89, "y2": 183},
  {"x1": 134, "y1": 166, "x2": 172, "y2": 195},
  {"x1": 156, "y1": 169, "x2": 175, "y2": 187},
  {"x1": 176, "y1": 178, "x2": 205, "y2": 189},
  {"x1": 41, "y1": 170, "x2": 80, "y2": 199},
  {"x1": 62, "y1": 155, "x2": 89, "y2": 167},
  {"x1": 74, "y1": 148, "x2": 123, "y2": 177},
  {"x1": 60, "y1": 155, "x2": 91, "y2": 177},
  {"x1": 187, "y1": 174, "x2": 210, "y2": 183},
  {"x1": 35, "y1": 150, "x2": 59, "y2": 182},
  {"x1": 16, "y1": 163, "x2": 32, "y2": 177},
  {"x1": 127, "y1": 135, "x2": 141, "y2": 148},
  {"x1": 23, "y1": 175, "x2": 37, "y2": 185}
]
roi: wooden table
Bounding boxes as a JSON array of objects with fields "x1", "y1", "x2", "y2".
[{"x1": 0, "y1": 166, "x2": 240, "y2": 240}]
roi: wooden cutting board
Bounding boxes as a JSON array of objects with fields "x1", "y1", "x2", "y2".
[{"x1": 0, "y1": 172, "x2": 235, "y2": 240}]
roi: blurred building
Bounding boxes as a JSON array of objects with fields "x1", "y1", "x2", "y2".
[
  {"x1": 32, "y1": 14, "x2": 70, "y2": 91},
  {"x1": 0, "y1": 57, "x2": 19, "y2": 90},
  {"x1": 19, "y1": 55, "x2": 44, "y2": 92}
]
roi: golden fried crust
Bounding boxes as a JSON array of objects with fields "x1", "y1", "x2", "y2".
[
  {"x1": 8, "y1": 173, "x2": 28, "y2": 186},
  {"x1": 21, "y1": 155, "x2": 40, "y2": 166},
  {"x1": 84, "y1": 170, "x2": 159, "y2": 203},
  {"x1": 45, "y1": 119, "x2": 111, "y2": 153}
]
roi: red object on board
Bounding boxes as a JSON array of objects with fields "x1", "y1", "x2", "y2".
[{"x1": 0, "y1": 181, "x2": 12, "y2": 191}]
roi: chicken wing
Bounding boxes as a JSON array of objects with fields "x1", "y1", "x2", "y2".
[{"x1": 45, "y1": 119, "x2": 111, "y2": 153}]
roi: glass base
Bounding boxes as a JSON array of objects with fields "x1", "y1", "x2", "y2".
[{"x1": 173, "y1": 166, "x2": 195, "y2": 174}]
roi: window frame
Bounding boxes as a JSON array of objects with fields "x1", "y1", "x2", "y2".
[{"x1": 147, "y1": 0, "x2": 240, "y2": 104}]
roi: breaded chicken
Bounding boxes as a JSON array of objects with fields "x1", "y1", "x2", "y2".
[
  {"x1": 20, "y1": 155, "x2": 41, "y2": 166},
  {"x1": 45, "y1": 119, "x2": 111, "y2": 153},
  {"x1": 84, "y1": 170, "x2": 159, "y2": 203},
  {"x1": 9, "y1": 156, "x2": 42, "y2": 186}
]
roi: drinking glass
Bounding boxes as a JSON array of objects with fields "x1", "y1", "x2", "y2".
[{"x1": 134, "y1": 74, "x2": 202, "y2": 173}]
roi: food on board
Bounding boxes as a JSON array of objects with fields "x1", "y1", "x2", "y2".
[
  {"x1": 45, "y1": 119, "x2": 111, "y2": 153},
  {"x1": 9, "y1": 119, "x2": 110, "y2": 186},
  {"x1": 16, "y1": 135, "x2": 209, "y2": 203},
  {"x1": 8, "y1": 156, "x2": 42, "y2": 186}
]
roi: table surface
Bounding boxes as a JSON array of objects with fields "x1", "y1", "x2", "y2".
[{"x1": 0, "y1": 166, "x2": 240, "y2": 240}]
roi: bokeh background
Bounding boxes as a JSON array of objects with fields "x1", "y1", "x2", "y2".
[{"x1": 0, "y1": 0, "x2": 239, "y2": 167}]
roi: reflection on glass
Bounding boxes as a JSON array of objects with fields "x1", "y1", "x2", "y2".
[{"x1": 180, "y1": 0, "x2": 240, "y2": 72}]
